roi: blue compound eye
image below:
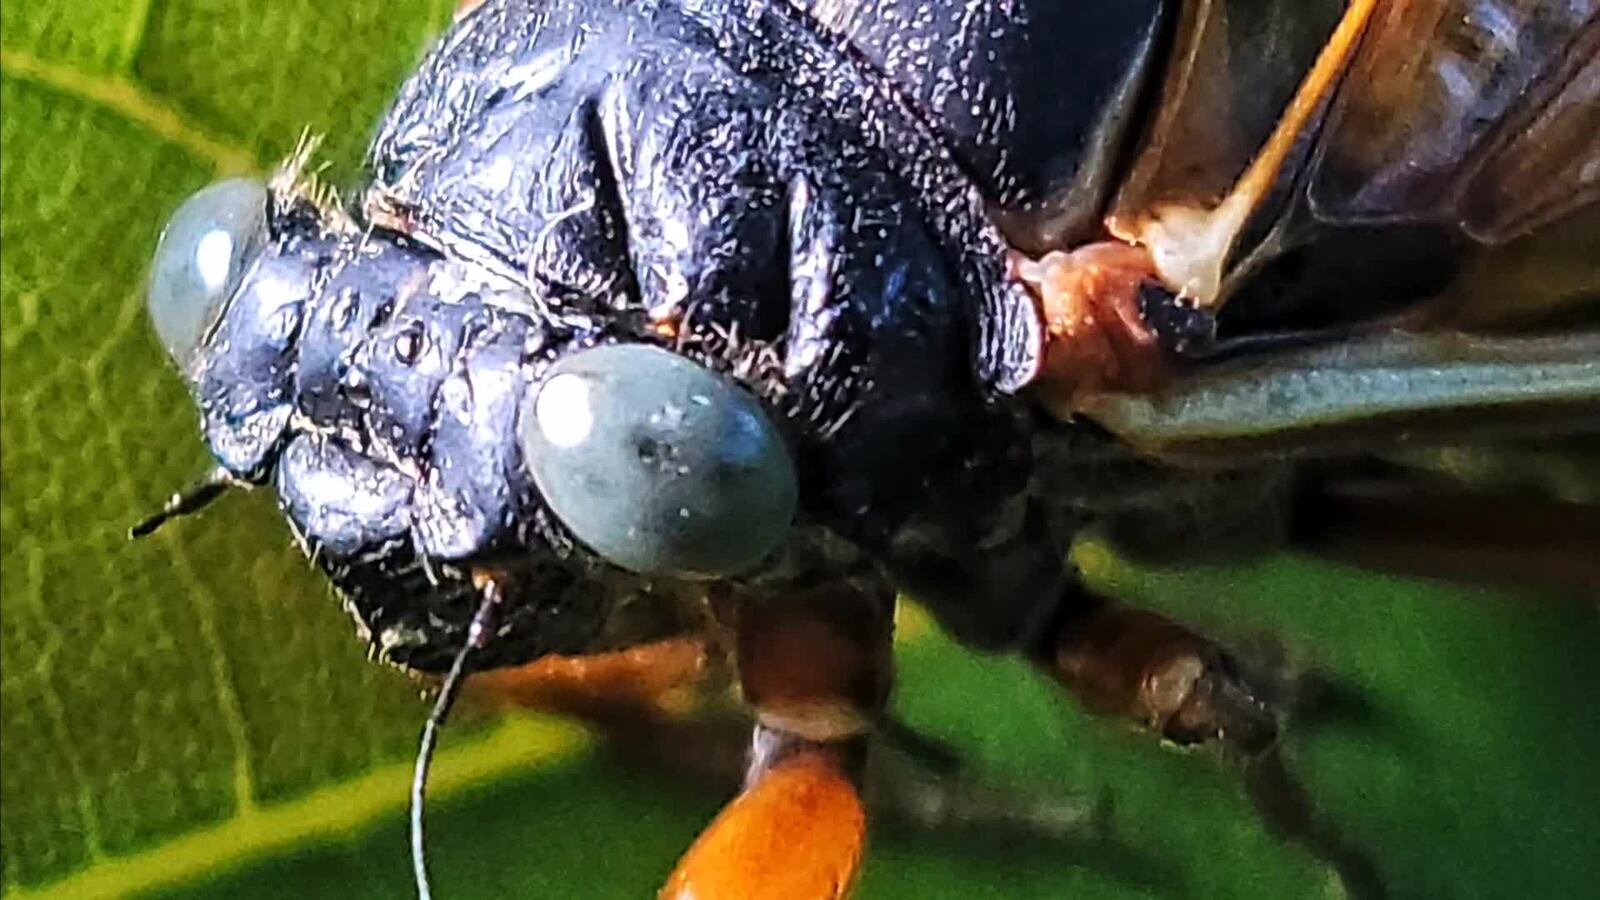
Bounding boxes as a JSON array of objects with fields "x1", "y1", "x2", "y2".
[
  {"x1": 146, "y1": 178, "x2": 269, "y2": 367},
  {"x1": 521, "y1": 344, "x2": 798, "y2": 578}
]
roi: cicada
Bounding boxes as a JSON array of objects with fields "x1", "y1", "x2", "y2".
[{"x1": 133, "y1": 0, "x2": 1599, "y2": 897}]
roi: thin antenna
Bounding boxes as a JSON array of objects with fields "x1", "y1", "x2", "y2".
[
  {"x1": 128, "y1": 468, "x2": 235, "y2": 538},
  {"x1": 412, "y1": 578, "x2": 501, "y2": 900}
]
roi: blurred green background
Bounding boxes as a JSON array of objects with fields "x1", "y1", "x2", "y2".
[{"x1": 2, "y1": 2, "x2": 1597, "y2": 898}]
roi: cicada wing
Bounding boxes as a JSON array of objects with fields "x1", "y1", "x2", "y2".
[
  {"x1": 1380, "y1": 437, "x2": 1600, "y2": 507},
  {"x1": 1274, "y1": 2, "x2": 1599, "y2": 318},
  {"x1": 1296, "y1": 3, "x2": 1600, "y2": 328},
  {"x1": 1455, "y1": 36, "x2": 1600, "y2": 246},
  {"x1": 1108, "y1": 0, "x2": 1347, "y2": 219},
  {"x1": 1294, "y1": 440, "x2": 1600, "y2": 596},
  {"x1": 1294, "y1": 459, "x2": 1600, "y2": 594},
  {"x1": 1429, "y1": 204, "x2": 1600, "y2": 330},
  {"x1": 1076, "y1": 330, "x2": 1600, "y2": 464},
  {"x1": 1109, "y1": 0, "x2": 1599, "y2": 324},
  {"x1": 1425, "y1": 39, "x2": 1600, "y2": 329},
  {"x1": 1103, "y1": 0, "x2": 1355, "y2": 303},
  {"x1": 1307, "y1": 1, "x2": 1598, "y2": 240}
]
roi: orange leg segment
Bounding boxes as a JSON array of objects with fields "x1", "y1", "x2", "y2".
[
  {"x1": 662, "y1": 743, "x2": 866, "y2": 900},
  {"x1": 464, "y1": 637, "x2": 712, "y2": 719}
]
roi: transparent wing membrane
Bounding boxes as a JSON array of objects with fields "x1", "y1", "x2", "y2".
[{"x1": 1107, "y1": 0, "x2": 1599, "y2": 318}]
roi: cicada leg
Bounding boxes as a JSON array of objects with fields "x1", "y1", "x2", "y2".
[
  {"x1": 465, "y1": 636, "x2": 714, "y2": 720},
  {"x1": 453, "y1": 0, "x2": 485, "y2": 22},
  {"x1": 1107, "y1": 0, "x2": 1381, "y2": 306},
  {"x1": 662, "y1": 579, "x2": 893, "y2": 900},
  {"x1": 1033, "y1": 590, "x2": 1278, "y2": 753},
  {"x1": 465, "y1": 636, "x2": 767, "y2": 789}
]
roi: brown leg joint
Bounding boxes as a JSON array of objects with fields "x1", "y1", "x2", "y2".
[{"x1": 1039, "y1": 604, "x2": 1277, "y2": 753}]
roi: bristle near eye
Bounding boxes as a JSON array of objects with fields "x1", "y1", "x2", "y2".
[{"x1": 269, "y1": 130, "x2": 354, "y2": 233}]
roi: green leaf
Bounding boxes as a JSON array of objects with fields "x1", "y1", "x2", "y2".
[
  {"x1": 1, "y1": 0, "x2": 464, "y2": 891},
  {"x1": 3, "y1": 4, "x2": 1598, "y2": 900}
]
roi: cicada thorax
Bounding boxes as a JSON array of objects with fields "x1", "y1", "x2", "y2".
[{"x1": 793, "y1": 0, "x2": 1170, "y2": 253}]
